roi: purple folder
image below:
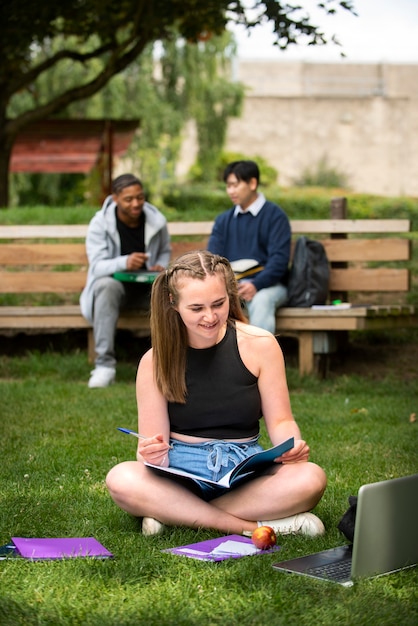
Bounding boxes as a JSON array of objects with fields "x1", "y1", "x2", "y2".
[
  {"x1": 163, "y1": 534, "x2": 281, "y2": 562},
  {"x1": 12, "y1": 537, "x2": 113, "y2": 560}
]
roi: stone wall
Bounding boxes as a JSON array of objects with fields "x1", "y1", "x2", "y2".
[{"x1": 224, "y1": 61, "x2": 418, "y2": 197}]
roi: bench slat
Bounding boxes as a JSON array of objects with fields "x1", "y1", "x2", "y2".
[
  {"x1": 0, "y1": 225, "x2": 88, "y2": 239},
  {"x1": 290, "y1": 219, "x2": 411, "y2": 234},
  {"x1": 0, "y1": 243, "x2": 87, "y2": 265},
  {"x1": 275, "y1": 315, "x2": 418, "y2": 332},
  {"x1": 329, "y1": 268, "x2": 409, "y2": 291},
  {"x1": 170, "y1": 240, "x2": 208, "y2": 257},
  {"x1": 0, "y1": 304, "x2": 415, "y2": 332},
  {"x1": 276, "y1": 304, "x2": 415, "y2": 317},
  {"x1": 0, "y1": 272, "x2": 86, "y2": 293},
  {"x1": 322, "y1": 238, "x2": 410, "y2": 262},
  {"x1": 0, "y1": 267, "x2": 409, "y2": 294},
  {"x1": 168, "y1": 222, "x2": 214, "y2": 236},
  {"x1": 0, "y1": 237, "x2": 410, "y2": 266},
  {"x1": 0, "y1": 219, "x2": 411, "y2": 240}
]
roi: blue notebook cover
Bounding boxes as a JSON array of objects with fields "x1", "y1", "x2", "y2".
[{"x1": 145, "y1": 438, "x2": 294, "y2": 489}]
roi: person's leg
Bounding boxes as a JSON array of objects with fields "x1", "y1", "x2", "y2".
[
  {"x1": 92, "y1": 277, "x2": 126, "y2": 369},
  {"x1": 107, "y1": 461, "x2": 257, "y2": 534},
  {"x1": 89, "y1": 280, "x2": 151, "y2": 387},
  {"x1": 123, "y1": 283, "x2": 152, "y2": 311},
  {"x1": 106, "y1": 459, "x2": 326, "y2": 535},
  {"x1": 246, "y1": 283, "x2": 287, "y2": 333},
  {"x1": 212, "y1": 461, "x2": 326, "y2": 522}
]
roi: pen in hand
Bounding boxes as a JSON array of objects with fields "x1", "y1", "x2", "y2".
[{"x1": 117, "y1": 427, "x2": 173, "y2": 449}]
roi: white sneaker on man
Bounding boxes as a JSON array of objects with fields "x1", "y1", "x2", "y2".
[
  {"x1": 244, "y1": 512, "x2": 325, "y2": 538},
  {"x1": 142, "y1": 517, "x2": 164, "y2": 536},
  {"x1": 88, "y1": 366, "x2": 116, "y2": 388}
]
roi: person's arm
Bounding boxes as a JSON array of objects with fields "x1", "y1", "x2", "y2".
[
  {"x1": 238, "y1": 323, "x2": 310, "y2": 463},
  {"x1": 258, "y1": 335, "x2": 310, "y2": 463},
  {"x1": 251, "y1": 210, "x2": 291, "y2": 291},
  {"x1": 85, "y1": 215, "x2": 128, "y2": 277},
  {"x1": 135, "y1": 349, "x2": 171, "y2": 466},
  {"x1": 207, "y1": 213, "x2": 227, "y2": 255}
]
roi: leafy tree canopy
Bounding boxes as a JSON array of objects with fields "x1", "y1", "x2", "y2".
[{"x1": 0, "y1": 0, "x2": 356, "y2": 205}]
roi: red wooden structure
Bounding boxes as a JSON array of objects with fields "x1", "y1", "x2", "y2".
[{"x1": 10, "y1": 119, "x2": 139, "y2": 197}]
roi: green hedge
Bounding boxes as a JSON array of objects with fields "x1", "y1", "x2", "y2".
[
  {"x1": 1, "y1": 187, "x2": 417, "y2": 229},
  {"x1": 162, "y1": 185, "x2": 418, "y2": 228}
]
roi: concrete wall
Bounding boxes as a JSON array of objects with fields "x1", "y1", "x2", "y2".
[{"x1": 218, "y1": 61, "x2": 418, "y2": 197}]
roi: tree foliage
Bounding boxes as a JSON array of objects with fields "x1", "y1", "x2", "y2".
[
  {"x1": 159, "y1": 32, "x2": 244, "y2": 183},
  {"x1": 10, "y1": 32, "x2": 243, "y2": 205},
  {"x1": 0, "y1": 0, "x2": 356, "y2": 206}
]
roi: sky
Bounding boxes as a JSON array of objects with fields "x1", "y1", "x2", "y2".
[{"x1": 229, "y1": 0, "x2": 418, "y2": 63}]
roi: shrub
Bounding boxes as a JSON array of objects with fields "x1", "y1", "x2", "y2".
[{"x1": 294, "y1": 156, "x2": 349, "y2": 189}]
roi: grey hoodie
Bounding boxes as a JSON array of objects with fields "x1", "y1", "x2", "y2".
[{"x1": 80, "y1": 195, "x2": 171, "y2": 323}]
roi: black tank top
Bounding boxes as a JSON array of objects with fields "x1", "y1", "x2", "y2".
[
  {"x1": 168, "y1": 324, "x2": 262, "y2": 439},
  {"x1": 116, "y1": 208, "x2": 145, "y2": 254}
]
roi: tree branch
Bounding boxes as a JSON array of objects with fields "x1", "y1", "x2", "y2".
[
  {"x1": 7, "y1": 41, "x2": 118, "y2": 96},
  {"x1": 5, "y1": 36, "x2": 148, "y2": 139}
]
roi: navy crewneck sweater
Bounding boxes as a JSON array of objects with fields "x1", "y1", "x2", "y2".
[{"x1": 208, "y1": 200, "x2": 291, "y2": 290}]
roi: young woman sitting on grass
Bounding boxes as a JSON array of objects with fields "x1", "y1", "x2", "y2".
[{"x1": 106, "y1": 250, "x2": 327, "y2": 537}]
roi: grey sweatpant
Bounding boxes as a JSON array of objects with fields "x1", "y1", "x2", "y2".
[{"x1": 92, "y1": 276, "x2": 151, "y2": 368}]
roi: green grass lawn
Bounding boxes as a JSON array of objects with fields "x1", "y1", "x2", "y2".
[
  {"x1": 0, "y1": 197, "x2": 417, "y2": 623},
  {"x1": 0, "y1": 345, "x2": 417, "y2": 626}
]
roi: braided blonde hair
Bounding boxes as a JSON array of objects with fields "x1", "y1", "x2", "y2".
[{"x1": 150, "y1": 250, "x2": 247, "y2": 403}]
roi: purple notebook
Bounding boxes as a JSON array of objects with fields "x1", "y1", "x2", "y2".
[
  {"x1": 11, "y1": 537, "x2": 113, "y2": 560},
  {"x1": 163, "y1": 534, "x2": 281, "y2": 562}
]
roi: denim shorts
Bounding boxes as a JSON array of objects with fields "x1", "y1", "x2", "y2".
[{"x1": 168, "y1": 436, "x2": 263, "y2": 501}]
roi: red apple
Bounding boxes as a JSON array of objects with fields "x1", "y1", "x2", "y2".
[{"x1": 251, "y1": 525, "x2": 277, "y2": 550}]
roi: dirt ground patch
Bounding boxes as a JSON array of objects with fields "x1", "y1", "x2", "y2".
[
  {"x1": 279, "y1": 332, "x2": 418, "y2": 381},
  {"x1": 329, "y1": 339, "x2": 418, "y2": 381}
]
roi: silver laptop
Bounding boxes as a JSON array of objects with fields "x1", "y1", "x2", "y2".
[{"x1": 272, "y1": 474, "x2": 418, "y2": 586}]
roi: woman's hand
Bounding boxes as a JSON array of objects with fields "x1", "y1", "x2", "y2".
[
  {"x1": 136, "y1": 434, "x2": 171, "y2": 466},
  {"x1": 274, "y1": 439, "x2": 310, "y2": 464}
]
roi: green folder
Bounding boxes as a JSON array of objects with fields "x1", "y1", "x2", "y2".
[{"x1": 113, "y1": 271, "x2": 160, "y2": 284}]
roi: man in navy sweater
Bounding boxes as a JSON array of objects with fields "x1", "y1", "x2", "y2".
[{"x1": 207, "y1": 160, "x2": 291, "y2": 333}]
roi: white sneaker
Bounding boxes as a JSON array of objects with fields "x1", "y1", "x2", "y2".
[
  {"x1": 88, "y1": 367, "x2": 116, "y2": 388},
  {"x1": 244, "y1": 513, "x2": 325, "y2": 538},
  {"x1": 142, "y1": 517, "x2": 164, "y2": 536}
]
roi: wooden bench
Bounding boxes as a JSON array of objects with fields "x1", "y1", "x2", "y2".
[{"x1": 0, "y1": 216, "x2": 416, "y2": 375}]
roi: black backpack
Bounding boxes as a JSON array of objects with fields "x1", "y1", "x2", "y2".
[{"x1": 286, "y1": 236, "x2": 330, "y2": 307}]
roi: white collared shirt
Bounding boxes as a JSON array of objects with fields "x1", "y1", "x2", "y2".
[{"x1": 233, "y1": 193, "x2": 266, "y2": 218}]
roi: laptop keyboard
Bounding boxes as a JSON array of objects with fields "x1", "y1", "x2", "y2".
[{"x1": 306, "y1": 559, "x2": 352, "y2": 582}]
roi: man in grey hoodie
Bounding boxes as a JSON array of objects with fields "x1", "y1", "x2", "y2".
[{"x1": 80, "y1": 173, "x2": 171, "y2": 387}]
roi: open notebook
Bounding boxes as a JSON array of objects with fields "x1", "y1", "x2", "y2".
[{"x1": 272, "y1": 474, "x2": 418, "y2": 586}]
